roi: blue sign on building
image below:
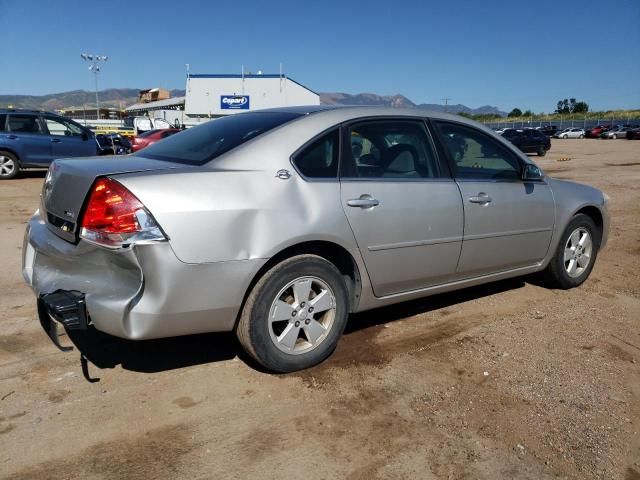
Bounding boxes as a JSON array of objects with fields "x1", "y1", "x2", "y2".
[{"x1": 220, "y1": 95, "x2": 250, "y2": 110}]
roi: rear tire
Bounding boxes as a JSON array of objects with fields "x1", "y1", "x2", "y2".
[
  {"x1": 542, "y1": 213, "x2": 599, "y2": 289},
  {"x1": 236, "y1": 255, "x2": 349, "y2": 373},
  {"x1": 0, "y1": 151, "x2": 19, "y2": 180}
]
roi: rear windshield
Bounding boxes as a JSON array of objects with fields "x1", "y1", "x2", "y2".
[
  {"x1": 136, "y1": 112, "x2": 302, "y2": 165},
  {"x1": 139, "y1": 129, "x2": 159, "y2": 138}
]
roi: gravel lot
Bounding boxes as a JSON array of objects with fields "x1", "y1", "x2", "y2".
[{"x1": 0, "y1": 139, "x2": 638, "y2": 480}]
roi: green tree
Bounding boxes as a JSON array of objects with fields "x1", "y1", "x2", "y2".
[
  {"x1": 555, "y1": 98, "x2": 589, "y2": 114},
  {"x1": 523, "y1": 109, "x2": 533, "y2": 117},
  {"x1": 573, "y1": 101, "x2": 589, "y2": 113},
  {"x1": 508, "y1": 108, "x2": 523, "y2": 117}
]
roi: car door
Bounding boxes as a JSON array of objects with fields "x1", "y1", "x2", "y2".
[
  {"x1": 340, "y1": 119, "x2": 464, "y2": 297},
  {"x1": 43, "y1": 116, "x2": 96, "y2": 159},
  {"x1": 433, "y1": 120, "x2": 555, "y2": 277},
  {"x1": 5, "y1": 113, "x2": 52, "y2": 166}
]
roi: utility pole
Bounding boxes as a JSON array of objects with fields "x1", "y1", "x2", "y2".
[
  {"x1": 81, "y1": 53, "x2": 108, "y2": 120},
  {"x1": 442, "y1": 97, "x2": 451, "y2": 113}
]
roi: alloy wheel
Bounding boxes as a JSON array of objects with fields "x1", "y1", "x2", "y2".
[
  {"x1": 0, "y1": 155, "x2": 15, "y2": 177},
  {"x1": 564, "y1": 227, "x2": 593, "y2": 278},
  {"x1": 268, "y1": 276, "x2": 336, "y2": 355}
]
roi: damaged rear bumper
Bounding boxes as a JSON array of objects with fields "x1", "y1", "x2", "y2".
[{"x1": 23, "y1": 213, "x2": 267, "y2": 340}]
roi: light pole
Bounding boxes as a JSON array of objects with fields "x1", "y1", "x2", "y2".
[{"x1": 80, "y1": 53, "x2": 108, "y2": 120}]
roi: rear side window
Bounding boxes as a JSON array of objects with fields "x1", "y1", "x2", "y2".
[
  {"x1": 7, "y1": 114, "x2": 42, "y2": 134},
  {"x1": 292, "y1": 129, "x2": 339, "y2": 178},
  {"x1": 342, "y1": 120, "x2": 441, "y2": 178},
  {"x1": 0, "y1": 114, "x2": 6, "y2": 131},
  {"x1": 137, "y1": 112, "x2": 302, "y2": 165}
]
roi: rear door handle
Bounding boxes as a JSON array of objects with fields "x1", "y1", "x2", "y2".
[
  {"x1": 469, "y1": 193, "x2": 492, "y2": 204},
  {"x1": 51, "y1": 138, "x2": 61, "y2": 143},
  {"x1": 347, "y1": 195, "x2": 380, "y2": 208},
  {"x1": 6, "y1": 135, "x2": 18, "y2": 140}
]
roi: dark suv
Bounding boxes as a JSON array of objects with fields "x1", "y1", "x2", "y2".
[
  {"x1": 0, "y1": 109, "x2": 98, "y2": 179},
  {"x1": 501, "y1": 128, "x2": 551, "y2": 156}
]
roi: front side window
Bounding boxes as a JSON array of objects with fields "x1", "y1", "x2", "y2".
[
  {"x1": 44, "y1": 117, "x2": 84, "y2": 136},
  {"x1": 435, "y1": 122, "x2": 521, "y2": 180},
  {"x1": 292, "y1": 129, "x2": 339, "y2": 178},
  {"x1": 342, "y1": 120, "x2": 440, "y2": 179},
  {"x1": 7, "y1": 114, "x2": 42, "y2": 134}
]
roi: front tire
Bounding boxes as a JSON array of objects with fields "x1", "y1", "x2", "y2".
[
  {"x1": 0, "y1": 152, "x2": 19, "y2": 180},
  {"x1": 537, "y1": 146, "x2": 546, "y2": 156},
  {"x1": 236, "y1": 255, "x2": 349, "y2": 372},
  {"x1": 542, "y1": 213, "x2": 599, "y2": 289}
]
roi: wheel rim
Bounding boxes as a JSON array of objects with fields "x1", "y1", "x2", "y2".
[
  {"x1": 0, "y1": 156, "x2": 15, "y2": 176},
  {"x1": 564, "y1": 227, "x2": 593, "y2": 278},
  {"x1": 268, "y1": 276, "x2": 336, "y2": 355}
]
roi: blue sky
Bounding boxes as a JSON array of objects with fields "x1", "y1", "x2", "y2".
[{"x1": 0, "y1": 0, "x2": 638, "y2": 112}]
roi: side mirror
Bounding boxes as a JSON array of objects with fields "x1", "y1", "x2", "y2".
[
  {"x1": 81, "y1": 131, "x2": 90, "y2": 141},
  {"x1": 522, "y1": 164, "x2": 544, "y2": 181}
]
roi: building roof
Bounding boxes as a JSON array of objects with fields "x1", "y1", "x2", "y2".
[
  {"x1": 188, "y1": 74, "x2": 318, "y2": 96},
  {"x1": 126, "y1": 96, "x2": 185, "y2": 112}
]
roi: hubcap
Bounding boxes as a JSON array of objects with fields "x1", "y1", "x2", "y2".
[
  {"x1": 268, "y1": 276, "x2": 336, "y2": 355},
  {"x1": 0, "y1": 156, "x2": 15, "y2": 176},
  {"x1": 563, "y1": 227, "x2": 593, "y2": 278}
]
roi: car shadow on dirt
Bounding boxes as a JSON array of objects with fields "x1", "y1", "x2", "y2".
[
  {"x1": 344, "y1": 277, "x2": 528, "y2": 334},
  {"x1": 61, "y1": 276, "x2": 533, "y2": 381}
]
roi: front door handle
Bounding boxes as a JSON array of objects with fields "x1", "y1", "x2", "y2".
[
  {"x1": 6, "y1": 135, "x2": 18, "y2": 140},
  {"x1": 51, "y1": 138, "x2": 61, "y2": 143},
  {"x1": 469, "y1": 193, "x2": 492, "y2": 204},
  {"x1": 347, "y1": 195, "x2": 380, "y2": 209}
]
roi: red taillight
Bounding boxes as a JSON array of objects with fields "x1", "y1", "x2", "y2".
[
  {"x1": 80, "y1": 177, "x2": 166, "y2": 248},
  {"x1": 82, "y1": 178, "x2": 144, "y2": 233}
]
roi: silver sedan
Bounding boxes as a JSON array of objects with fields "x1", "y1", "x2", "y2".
[{"x1": 23, "y1": 106, "x2": 609, "y2": 372}]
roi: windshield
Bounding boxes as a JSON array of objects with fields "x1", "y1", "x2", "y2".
[{"x1": 136, "y1": 112, "x2": 302, "y2": 165}]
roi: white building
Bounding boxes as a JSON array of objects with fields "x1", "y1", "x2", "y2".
[{"x1": 184, "y1": 73, "x2": 320, "y2": 118}]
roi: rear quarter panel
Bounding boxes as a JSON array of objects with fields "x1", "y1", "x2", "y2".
[{"x1": 116, "y1": 168, "x2": 359, "y2": 264}]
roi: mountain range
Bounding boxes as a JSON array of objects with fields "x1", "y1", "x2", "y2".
[{"x1": 0, "y1": 89, "x2": 506, "y2": 117}]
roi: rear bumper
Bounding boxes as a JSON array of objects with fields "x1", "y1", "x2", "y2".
[{"x1": 23, "y1": 213, "x2": 267, "y2": 340}]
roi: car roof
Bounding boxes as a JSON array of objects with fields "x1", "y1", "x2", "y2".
[
  {"x1": 254, "y1": 104, "x2": 481, "y2": 126},
  {"x1": 0, "y1": 108, "x2": 55, "y2": 115}
]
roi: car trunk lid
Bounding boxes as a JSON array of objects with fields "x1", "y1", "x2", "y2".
[{"x1": 42, "y1": 156, "x2": 192, "y2": 243}]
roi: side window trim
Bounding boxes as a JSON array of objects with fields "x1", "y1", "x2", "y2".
[
  {"x1": 432, "y1": 120, "x2": 524, "y2": 181},
  {"x1": 339, "y1": 117, "x2": 446, "y2": 181},
  {"x1": 289, "y1": 125, "x2": 341, "y2": 182}
]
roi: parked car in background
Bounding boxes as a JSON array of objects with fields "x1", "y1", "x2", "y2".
[
  {"x1": 585, "y1": 125, "x2": 611, "y2": 138},
  {"x1": 601, "y1": 126, "x2": 632, "y2": 139},
  {"x1": 130, "y1": 128, "x2": 181, "y2": 152},
  {"x1": 501, "y1": 128, "x2": 551, "y2": 156},
  {"x1": 96, "y1": 134, "x2": 132, "y2": 155},
  {"x1": 626, "y1": 128, "x2": 640, "y2": 140},
  {"x1": 554, "y1": 128, "x2": 585, "y2": 139},
  {"x1": 23, "y1": 106, "x2": 609, "y2": 372},
  {"x1": 123, "y1": 116, "x2": 175, "y2": 135},
  {"x1": 536, "y1": 125, "x2": 559, "y2": 137},
  {"x1": 0, "y1": 109, "x2": 98, "y2": 179}
]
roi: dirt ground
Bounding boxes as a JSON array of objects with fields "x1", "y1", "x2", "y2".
[{"x1": 0, "y1": 139, "x2": 639, "y2": 480}]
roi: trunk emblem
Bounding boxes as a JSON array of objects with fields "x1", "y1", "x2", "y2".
[
  {"x1": 275, "y1": 169, "x2": 291, "y2": 180},
  {"x1": 64, "y1": 210, "x2": 75, "y2": 219}
]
